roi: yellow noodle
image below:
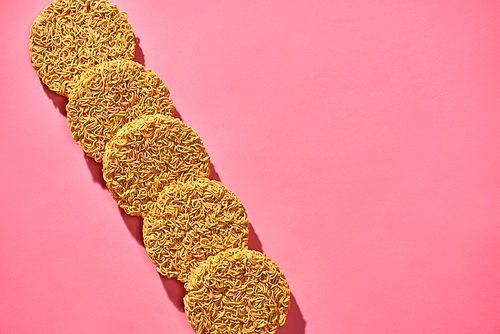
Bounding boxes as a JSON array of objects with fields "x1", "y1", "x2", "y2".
[
  {"x1": 184, "y1": 248, "x2": 290, "y2": 334},
  {"x1": 67, "y1": 59, "x2": 174, "y2": 162},
  {"x1": 102, "y1": 115, "x2": 210, "y2": 216},
  {"x1": 143, "y1": 179, "x2": 249, "y2": 282},
  {"x1": 29, "y1": 0, "x2": 135, "y2": 97}
]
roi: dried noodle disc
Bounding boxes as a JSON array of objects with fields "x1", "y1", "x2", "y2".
[
  {"x1": 29, "y1": 0, "x2": 135, "y2": 97},
  {"x1": 102, "y1": 115, "x2": 210, "y2": 217},
  {"x1": 184, "y1": 248, "x2": 290, "y2": 334},
  {"x1": 143, "y1": 179, "x2": 249, "y2": 282},
  {"x1": 67, "y1": 59, "x2": 174, "y2": 162}
]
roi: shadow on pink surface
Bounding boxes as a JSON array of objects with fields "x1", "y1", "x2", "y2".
[
  {"x1": 84, "y1": 154, "x2": 107, "y2": 189},
  {"x1": 209, "y1": 162, "x2": 221, "y2": 182},
  {"x1": 119, "y1": 207, "x2": 144, "y2": 246},
  {"x1": 276, "y1": 293, "x2": 306, "y2": 334},
  {"x1": 172, "y1": 106, "x2": 183, "y2": 121},
  {"x1": 247, "y1": 221, "x2": 263, "y2": 252},
  {"x1": 160, "y1": 275, "x2": 186, "y2": 312},
  {"x1": 41, "y1": 79, "x2": 67, "y2": 116},
  {"x1": 133, "y1": 36, "x2": 145, "y2": 66}
]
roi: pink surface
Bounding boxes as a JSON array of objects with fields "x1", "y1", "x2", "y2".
[{"x1": 2, "y1": 0, "x2": 500, "y2": 333}]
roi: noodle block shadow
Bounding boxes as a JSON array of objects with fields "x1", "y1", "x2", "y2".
[
  {"x1": 119, "y1": 208, "x2": 144, "y2": 247},
  {"x1": 276, "y1": 293, "x2": 306, "y2": 334},
  {"x1": 160, "y1": 275, "x2": 187, "y2": 312},
  {"x1": 247, "y1": 222, "x2": 263, "y2": 252},
  {"x1": 133, "y1": 36, "x2": 145, "y2": 66},
  {"x1": 83, "y1": 154, "x2": 107, "y2": 189},
  {"x1": 41, "y1": 79, "x2": 68, "y2": 116},
  {"x1": 209, "y1": 162, "x2": 221, "y2": 182}
]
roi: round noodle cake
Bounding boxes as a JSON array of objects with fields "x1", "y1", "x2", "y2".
[
  {"x1": 67, "y1": 59, "x2": 174, "y2": 162},
  {"x1": 29, "y1": 0, "x2": 135, "y2": 97},
  {"x1": 184, "y1": 248, "x2": 290, "y2": 334},
  {"x1": 102, "y1": 115, "x2": 210, "y2": 216},
  {"x1": 143, "y1": 178, "x2": 249, "y2": 282}
]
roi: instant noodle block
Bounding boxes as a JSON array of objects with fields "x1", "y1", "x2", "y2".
[
  {"x1": 102, "y1": 114, "x2": 210, "y2": 217},
  {"x1": 184, "y1": 248, "x2": 290, "y2": 334},
  {"x1": 143, "y1": 178, "x2": 249, "y2": 282},
  {"x1": 67, "y1": 59, "x2": 174, "y2": 162},
  {"x1": 29, "y1": 0, "x2": 135, "y2": 96}
]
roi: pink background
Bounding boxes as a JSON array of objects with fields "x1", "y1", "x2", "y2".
[{"x1": 2, "y1": 0, "x2": 500, "y2": 333}]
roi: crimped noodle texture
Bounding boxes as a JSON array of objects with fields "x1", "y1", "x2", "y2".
[
  {"x1": 29, "y1": 0, "x2": 135, "y2": 97},
  {"x1": 67, "y1": 59, "x2": 174, "y2": 162},
  {"x1": 184, "y1": 248, "x2": 290, "y2": 334},
  {"x1": 102, "y1": 115, "x2": 210, "y2": 217},
  {"x1": 143, "y1": 179, "x2": 249, "y2": 282}
]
